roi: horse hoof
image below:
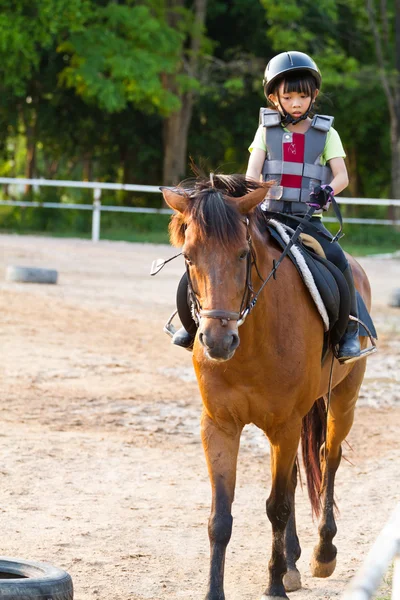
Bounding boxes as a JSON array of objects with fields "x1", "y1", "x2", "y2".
[
  {"x1": 283, "y1": 567, "x2": 301, "y2": 591},
  {"x1": 310, "y1": 555, "x2": 337, "y2": 578}
]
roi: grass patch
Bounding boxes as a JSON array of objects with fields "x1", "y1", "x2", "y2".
[
  {"x1": 374, "y1": 563, "x2": 393, "y2": 600},
  {"x1": 0, "y1": 206, "x2": 399, "y2": 254},
  {"x1": 325, "y1": 222, "x2": 400, "y2": 256},
  {"x1": 340, "y1": 242, "x2": 399, "y2": 256}
]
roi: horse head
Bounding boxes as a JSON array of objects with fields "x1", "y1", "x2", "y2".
[{"x1": 162, "y1": 175, "x2": 270, "y2": 361}]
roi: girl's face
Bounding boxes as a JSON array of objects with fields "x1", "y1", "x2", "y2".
[{"x1": 268, "y1": 82, "x2": 319, "y2": 119}]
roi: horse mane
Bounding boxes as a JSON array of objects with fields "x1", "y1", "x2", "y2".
[{"x1": 168, "y1": 174, "x2": 267, "y2": 248}]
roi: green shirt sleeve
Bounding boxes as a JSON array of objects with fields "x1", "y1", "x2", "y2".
[
  {"x1": 322, "y1": 127, "x2": 346, "y2": 164},
  {"x1": 248, "y1": 125, "x2": 266, "y2": 153}
]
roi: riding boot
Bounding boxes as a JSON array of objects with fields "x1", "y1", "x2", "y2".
[
  {"x1": 337, "y1": 266, "x2": 361, "y2": 364},
  {"x1": 172, "y1": 326, "x2": 195, "y2": 351}
]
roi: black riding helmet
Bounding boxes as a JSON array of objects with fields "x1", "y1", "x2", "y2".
[
  {"x1": 263, "y1": 51, "x2": 321, "y2": 98},
  {"x1": 263, "y1": 51, "x2": 321, "y2": 126}
]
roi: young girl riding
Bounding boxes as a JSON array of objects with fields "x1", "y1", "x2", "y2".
[
  {"x1": 245, "y1": 50, "x2": 365, "y2": 364},
  {"x1": 170, "y1": 50, "x2": 368, "y2": 364}
]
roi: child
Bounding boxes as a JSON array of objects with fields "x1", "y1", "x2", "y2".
[{"x1": 246, "y1": 50, "x2": 362, "y2": 363}]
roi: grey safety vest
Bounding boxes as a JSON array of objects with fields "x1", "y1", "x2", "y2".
[{"x1": 260, "y1": 108, "x2": 334, "y2": 214}]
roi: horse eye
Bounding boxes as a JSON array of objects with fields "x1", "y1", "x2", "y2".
[
  {"x1": 184, "y1": 255, "x2": 193, "y2": 266},
  {"x1": 239, "y1": 250, "x2": 248, "y2": 261}
]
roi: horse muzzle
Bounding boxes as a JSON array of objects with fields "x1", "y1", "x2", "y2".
[{"x1": 198, "y1": 318, "x2": 240, "y2": 361}]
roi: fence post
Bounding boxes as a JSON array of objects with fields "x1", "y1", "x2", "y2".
[{"x1": 92, "y1": 188, "x2": 101, "y2": 242}]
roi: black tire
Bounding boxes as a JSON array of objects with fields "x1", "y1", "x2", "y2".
[
  {"x1": 5, "y1": 266, "x2": 58, "y2": 284},
  {"x1": 390, "y1": 288, "x2": 400, "y2": 307},
  {"x1": 0, "y1": 557, "x2": 73, "y2": 599}
]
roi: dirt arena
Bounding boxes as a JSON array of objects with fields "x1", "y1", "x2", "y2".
[{"x1": 0, "y1": 233, "x2": 399, "y2": 600}]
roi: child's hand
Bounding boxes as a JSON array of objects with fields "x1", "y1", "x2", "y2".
[{"x1": 308, "y1": 185, "x2": 334, "y2": 211}]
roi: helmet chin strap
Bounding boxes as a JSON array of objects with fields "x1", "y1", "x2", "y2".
[
  {"x1": 276, "y1": 92, "x2": 314, "y2": 127},
  {"x1": 280, "y1": 108, "x2": 313, "y2": 127}
]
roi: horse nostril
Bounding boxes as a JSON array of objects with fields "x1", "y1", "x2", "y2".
[
  {"x1": 223, "y1": 332, "x2": 240, "y2": 352},
  {"x1": 230, "y1": 333, "x2": 240, "y2": 351},
  {"x1": 199, "y1": 331, "x2": 214, "y2": 349}
]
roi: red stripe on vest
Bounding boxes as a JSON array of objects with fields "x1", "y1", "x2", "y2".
[{"x1": 280, "y1": 132, "x2": 305, "y2": 189}]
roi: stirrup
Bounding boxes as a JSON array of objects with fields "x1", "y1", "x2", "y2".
[
  {"x1": 163, "y1": 310, "x2": 179, "y2": 339},
  {"x1": 335, "y1": 315, "x2": 377, "y2": 364}
]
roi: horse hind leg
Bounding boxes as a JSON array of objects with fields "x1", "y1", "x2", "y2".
[
  {"x1": 309, "y1": 441, "x2": 341, "y2": 578},
  {"x1": 310, "y1": 362, "x2": 366, "y2": 578},
  {"x1": 283, "y1": 461, "x2": 302, "y2": 592}
]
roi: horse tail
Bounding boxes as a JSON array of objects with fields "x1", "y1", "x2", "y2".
[{"x1": 301, "y1": 397, "x2": 327, "y2": 518}]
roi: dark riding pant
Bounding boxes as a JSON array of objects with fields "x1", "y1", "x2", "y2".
[
  {"x1": 177, "y1": 272, "x2": 197, "y2": 336},
  {"x1": 276, "y1": 215, "x2": 349, "y2": 272}
]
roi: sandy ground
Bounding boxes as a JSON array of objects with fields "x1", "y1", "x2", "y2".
[{"x1": 0, "y1": 233, "x2": 399, "y2": 600}]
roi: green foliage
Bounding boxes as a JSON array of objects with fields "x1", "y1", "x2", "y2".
[
  {"x1": 0, "y1": 203, "x2": 171, "y2": 243},
  {"x1": 0, "y1": 0, "x2": 396, "y2": 226},
  {"x1": 58, "y1": 3, "x2": 183, "y2": 114},
  {"x1": 1, "y1": 201, "x2": 398, "y2": 253},
  {"x1": 324, "y1": 222, "x2": 400, "y2": 255},
  {"x1": 0, "y1": 0, "x2": 90, "y2": 94}
]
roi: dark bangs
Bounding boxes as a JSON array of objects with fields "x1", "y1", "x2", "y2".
[{"x1": 279, "y1": 71, "x2": 318, "y2": 96}]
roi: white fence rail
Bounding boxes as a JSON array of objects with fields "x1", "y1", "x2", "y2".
[
  {"x1": 0, "y1": 177, "x2": 399, "y2": 242},
  {"x1": 342, "y1": 502, "x2": 400, "y2": 599}
]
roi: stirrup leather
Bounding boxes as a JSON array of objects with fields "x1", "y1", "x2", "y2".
[{"x1": 163, "y1": 309, "x2": 179, "y2": 338}]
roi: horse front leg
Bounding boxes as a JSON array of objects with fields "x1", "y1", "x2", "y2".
[
  {"x1": 201, "y1": 409, "x2": 242, "y2": 600},
  {"x1": 262, "y1": 420, "x2": 302, "y2": 600}
]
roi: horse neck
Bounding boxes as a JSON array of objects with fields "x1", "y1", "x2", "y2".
[
  {"x1": 246, "y1": 226, "x2": 320, "y2": 338},
  {"x1": 244, "y1": 228, "x2": 292, "y2": 331},
  {"x1": 250, "y1": 228, "x2": 280, "y2": 302}
]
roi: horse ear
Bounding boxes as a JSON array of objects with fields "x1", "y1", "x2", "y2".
[
  {"x1": 161, "y1": 187, "x2": 189, "y2": 213},
  {"x1": 235, "y1": 184, "x2": 272, "y2": 214}
]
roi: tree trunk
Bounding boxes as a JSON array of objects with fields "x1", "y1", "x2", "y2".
[
  {"x1": 82, "y1": 154, "x2": 93, "y2": 181},
  {"x1": 345, "y1": 146, "x2": 361, "y2": 213},
  {"x1": 389, "y1": 119, "x2": 400, "y2": 222},
  {"x1": 121, "y1": 146, "x2": 135, "y2": 205},
  {"x1": 23, "y1": 110, "x2": 37, "y2": 195},
  {"x1": 366, "y1": 0, "x2": 400, "y2": 223},
  {"x1": 162, "y1": 0, "x2": 207, "y2": 186},
  {"x1": 389, "y1": 0, "x2": 400, "y2": 222},
  {"x1": 162, "y1": 93, "x2": 193, "y2": 185}
]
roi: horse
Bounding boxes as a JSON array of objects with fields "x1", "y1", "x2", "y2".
[{"x1": 161, "y1": 174, "x2": 371, "y2": 600}]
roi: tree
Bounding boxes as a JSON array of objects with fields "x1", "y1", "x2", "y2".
[
  {"x1": 162, "y1": 0, "x2": 207, "y2": 185},
  {"x1": 365, "y1": 0, "x2": 400, "y2": 202},
  {"x1": 58, "y1": 2, "x2": 182, "y2": 115},
  {"x1": 0, "y1": 0, "x2": 182, "y2": 188},
  {"x1": 260, "y1": 0, "x2": 393, "y2": 203},
  {"x1": 0, "y1": 0, "x2": 90, "y2": 184}
]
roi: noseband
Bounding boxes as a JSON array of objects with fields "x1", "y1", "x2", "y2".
[{"x1": 185, "y1": 218, "x2": 264, "y2": 328}]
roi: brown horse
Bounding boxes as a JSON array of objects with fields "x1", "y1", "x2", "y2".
[{"x1": 161, "y1": 174, "x2": 371, "y2": 600}]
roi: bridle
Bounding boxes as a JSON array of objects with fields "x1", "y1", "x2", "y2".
[{"x1": 185, "y1": 217, "x2": 274, "y2": 329}]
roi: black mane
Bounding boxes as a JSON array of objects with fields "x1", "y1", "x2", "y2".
[{"x1": 176, "y1": 174, "x2": 266, "y2": 247}]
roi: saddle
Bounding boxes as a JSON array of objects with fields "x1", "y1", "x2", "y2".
[{"x1": 266, "y1": 222, "x2": 377, "y2": 347}]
